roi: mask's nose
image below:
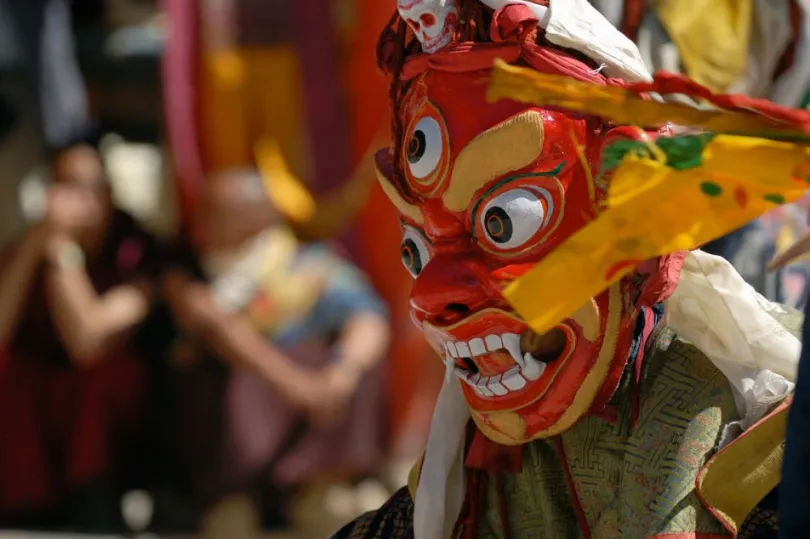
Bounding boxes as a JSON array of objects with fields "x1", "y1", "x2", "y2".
[{"x1": 409, "y1": 253, "x2": 494, "y2": 326}]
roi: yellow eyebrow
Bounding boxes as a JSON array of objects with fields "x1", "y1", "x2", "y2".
[
  {"x1": 376, "y1": 164, "x2": 425, "y2": 225},
  {"x1": 442, "y1": 111, "x2": 545, "y2": 212}
]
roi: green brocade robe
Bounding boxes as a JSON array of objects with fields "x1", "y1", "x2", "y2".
[{"x1": 333, "y1": 310, "x2": 801, "y2": 539}]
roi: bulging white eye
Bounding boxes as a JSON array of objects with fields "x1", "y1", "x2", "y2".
[
  {"x1": 406, "y1": 117, "x2": 443, "y2": 179},
  {"x1": 400, "y1": 226, "x2": 431, "y2": 278},
  {"x1": 479, "y1": 188, "x2": 554, "y2": 249}
]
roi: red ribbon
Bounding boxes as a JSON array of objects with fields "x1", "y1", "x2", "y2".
[
  {"x1": 627, "y1": 72, "x2": 810, "y2": 134},
  {"x1": 465, "y1": 425, "x2": 524, "y2": 473}
]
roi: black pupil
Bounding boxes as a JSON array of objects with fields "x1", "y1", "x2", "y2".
[
  {"x1": 407, "y1": 131, "x2": 426, "y2": 164},
  {"x1": 484, "y1": 207, "x2": 513, "y2": 244},
  {"x1": 401, "y1": 239, "x2": 423, "y2": 275}
]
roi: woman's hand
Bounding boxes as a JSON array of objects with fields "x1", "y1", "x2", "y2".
[{"x1": 45, "y1": 184, "x2": 100, "y2": 236}]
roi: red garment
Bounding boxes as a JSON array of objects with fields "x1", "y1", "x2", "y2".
[
  {"x1": 0, "y1": 351, "x2": 146, "y2": 511},
  {"x1": 0, "y1": 211, "x2": 159, "y2": 514}
]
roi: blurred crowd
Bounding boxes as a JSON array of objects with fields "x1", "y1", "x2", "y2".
[
  {"x1": 0, "y1": 1, "x2": 406, "y2": 537},
  {"x1": 0, "y1": 143, "x2": 393, "y2": 535},
  {"x1": 1, "y1": 0, "x2": 810, "y2": 538}
]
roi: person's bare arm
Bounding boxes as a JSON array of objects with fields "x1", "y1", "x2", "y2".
[
  {"x1": 162, "y1": 270, "x2": 320, "y2": 400},
  {"x1": 44, "y1": 240, "x2": 152, "y2": 367},
  {"x1": 332, "y1": 312, "x2": 391, "y2": 379},
  {"x1": 313, "y1": 310, "x2": 391, "y2": 427},
  {"x1": 0, "y1": 223, "x2": 51, "y2": 347}
]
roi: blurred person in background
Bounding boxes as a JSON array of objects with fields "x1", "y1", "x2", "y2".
[
  {"x1": 0, "y1": 142, "x2": 162, "y2": 532},
  {"x1": 163, "y1": 164, "x2": 390, "y2": 535},
  {"x1": 0, "y1": 0, "x2": 89, "y2": 149},
  {"x1": 165, "y1": 0, "x2": 436, "y2": 501},
  {"x1": 0, "y1": 0, "x2": 92, "y2": 243}
]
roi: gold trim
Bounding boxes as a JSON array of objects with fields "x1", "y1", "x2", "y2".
[
  {"x1": 570, "y1": 298, "x2": 601, "y2": 342},
  {"x1": 376, "y1": 164, "x2": 425, "y2": 225},
  {"x1": 532, "y1": 285, "x2": 620, "y2": 437},
  {"x1": 408, "y1": 454, "x2": 425, "y2": 501},
  {"x1": 473, "y1": 408, "x2": 527, "y2": 445},
  {"x1": 697, "y1": 399, "x2": 789, "y2": 534}
]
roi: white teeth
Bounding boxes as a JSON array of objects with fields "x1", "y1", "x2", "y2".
[
  {"x1": 469, "y1": 338, "x2": 486, "y2": 356},
  {"x1": 485, "y1": 334, "x2": 502, "y2": 352},
  {"x1": 446, "y1": 332, "x2": 547, "y2": 398},
  {"x1": 452, "y1": 362, "x2": 534, "y2": 396},
  {"x1": 455, "y1": 368, "x2": 475, "y2": 386},
  {"x1": 502, "y1": 367, "x2": 527, "y2": 391},
  {"x1": 486, "y1": 375, "x2": 509, "y2": 396},
  {"x1": 522, "y1": 352, "x2": 546, "y2": 381},
  {"x1": 502, "y1": 333, "x2": 522, "y2": 365},
  {"x1": 474, "y1": 375, "x2": 495, "y2": 397}
]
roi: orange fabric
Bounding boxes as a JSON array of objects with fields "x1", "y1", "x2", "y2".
[
  {"x1": 345, "y1": 0, "x2": 435, "y2": 449},
  {"x1": 197, "y1": 47, "x2": 310, "y2": 181}
]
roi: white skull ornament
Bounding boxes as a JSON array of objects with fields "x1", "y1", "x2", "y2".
[{"x1": 397, "y1": 0, "x2": 459, "y2": 54}]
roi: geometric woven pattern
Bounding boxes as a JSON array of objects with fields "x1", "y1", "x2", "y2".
[
  {"x1": 330, "y1": 487, "x2": 414, "y2": 539},
  {"x1": 475, "y1": 332, "x2": 740, "y2": 539},
  {"x1": 563, "y1": 336, "x2": 739, "y2": 538},
  {"x1": 330, "y1": 314, "x2": 799, "y2": 539}
]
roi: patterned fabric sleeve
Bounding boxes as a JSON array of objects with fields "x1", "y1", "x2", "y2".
[{"x1": 330, "y1": 487, "x2": 415, "y2": 539}]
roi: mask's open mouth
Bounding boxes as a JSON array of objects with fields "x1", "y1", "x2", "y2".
[{"x1": 447, "y1": 327, "x2": 569, "y2": 398}]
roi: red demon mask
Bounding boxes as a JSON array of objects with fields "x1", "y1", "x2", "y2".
[{"x1": 376, "y1": 2, "x2": 683, "y2": 444}]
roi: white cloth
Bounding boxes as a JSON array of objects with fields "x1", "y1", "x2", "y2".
[
  {"x1": 413, "y1": 364, "x2": 470, "y2": 539},
  {"x1": 665, "y1": 250, "x2": 797, "y2": 444},
  {"x1": 667, "y1": 250, "x2": 800, "y2": 382},
  {"x1": 413, "y1": 249, "x2": 799, "y2": 539},
  {"x1": 202, "y1": 230, "x2": 272, "y2": 314},
  {"x1": 202, "y1": 228, "x2": 300, "y2": 315},
  {"x1": 479, "y1": 0, "x2": 652, "y2": 82}
]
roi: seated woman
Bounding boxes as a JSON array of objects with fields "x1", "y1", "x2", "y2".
[
  {"x1": 163, "y1": 167, "x2": 391, "y2": 533},
  {"x1": 0, "y1": 143, "x2": 162, "y2": 531}
]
